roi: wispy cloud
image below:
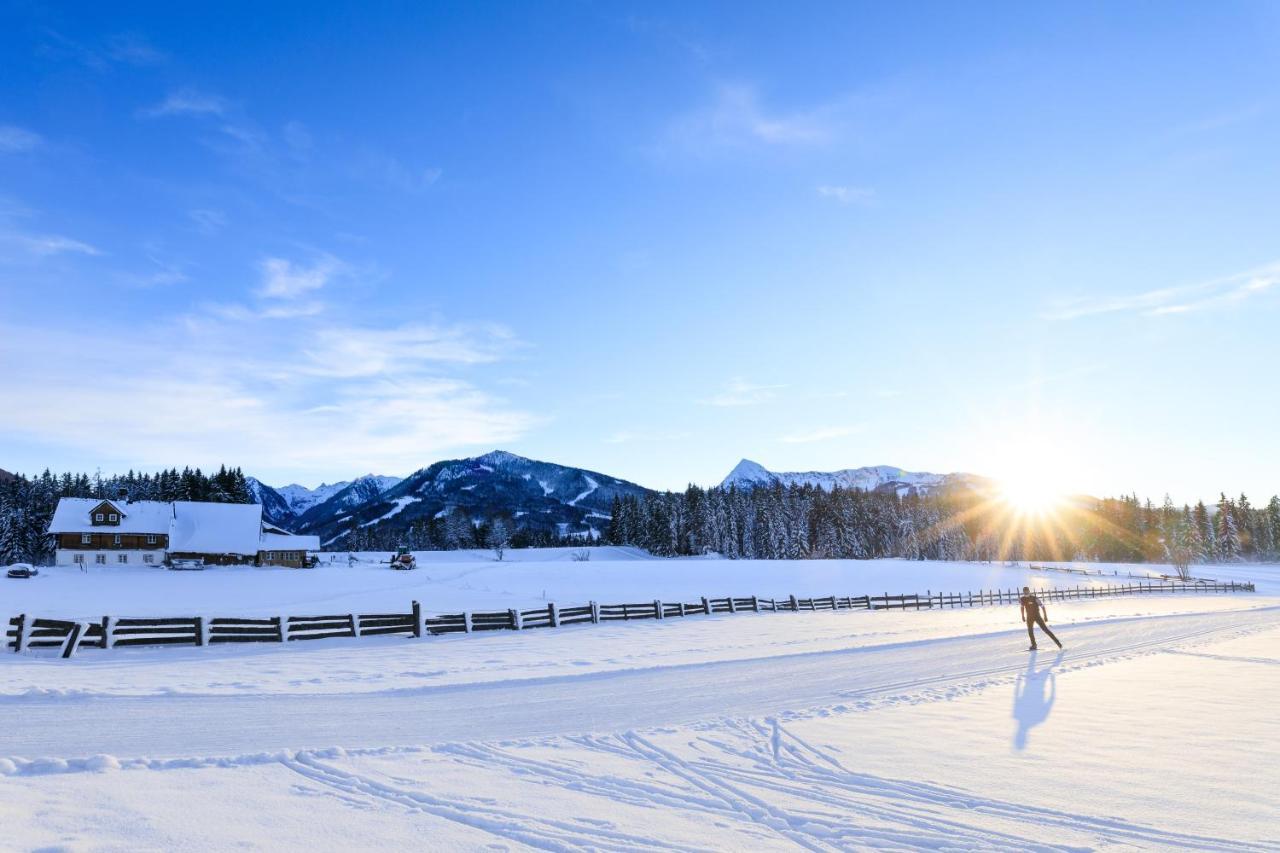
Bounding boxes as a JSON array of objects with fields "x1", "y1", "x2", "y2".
[
  {"x1": 38, "y1": 29, "x2": 167, "y2": 71},
  {"x1": 817, "y1": 185, "x2": 875, "y2": 206},
  {"x1": 0, "y1": 126, "x2": 42, "y2": 153},
  {"x1": 1046, "y1": 262, "x2": 1280, "y2": 320},
  {"x1": 0, "y1": 309, "x2": 535, "y2": 476},
  {"x1": 1, "y1": 231, "x2": 100, "y2": 257},
  {"x1": 104, "y1": 33, "x2": 168, "y2": 66},
  {"x1": 115, "y1": 247, "x2": 187, "y2": 288},
  {"x1": 257, "y1": 255, "x2": 342, "y2": 299},
  {"x1": 141, "y1": 89, "x2": 229, "y2": 118},
  {"x1": 299, "y1": 323, "x2": 517, "y2": 378},
  {"x1": 779, "y1": 425, "x2": 862, "y2": 444},
  {"x1": 702, "y1": 377, "x2": 785, "y2": 407},
  {"x1": 660, "y1": 84, "x2": 838, "y2": 155}
]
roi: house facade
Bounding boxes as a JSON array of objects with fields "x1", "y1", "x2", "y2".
[{"x1": 48, "y1": 495, "x2": 320, "y2": 567}]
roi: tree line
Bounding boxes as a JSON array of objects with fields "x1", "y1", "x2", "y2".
[
  {"x1": 3, "y1": 464, "x2": 1278, "y2": 568},
  {"x1": 0, "y1": 467, "x2": 253, "y2": 565},
  {"x1": 602, "y1": 483, "x2": 1280, "y2": 565}
]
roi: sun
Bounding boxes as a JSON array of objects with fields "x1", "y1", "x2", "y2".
[{"x1": 999, "y1": 475, "x2": 1064, "y2": 516}]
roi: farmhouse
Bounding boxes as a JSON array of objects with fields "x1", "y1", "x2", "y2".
[{"x1": 48, "y1": 495, "x2": 320, "y2": 568}]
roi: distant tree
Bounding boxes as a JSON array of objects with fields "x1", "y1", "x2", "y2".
[
  {"x1": 1164, "y1": 509, "x2": 1196, "y2": 581},
  {"x1": 1216, "y1": 493, "x2": 1241, "y2": 562},
  {"x1": 487, "y1": 518, "x2": 511, "y2": 561}
]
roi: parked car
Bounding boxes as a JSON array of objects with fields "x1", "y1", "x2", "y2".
[
  {"x1": 166, "y1": 558, "x2": 206, "y2": 571},
  {"x1": 6, "y1": 564, "x2": 38, "y2": 579}
]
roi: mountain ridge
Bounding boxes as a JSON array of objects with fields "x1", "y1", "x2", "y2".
[
  {"x1": 721, "y1": 458, "x2": 988, "y2": 496},
  {"x1": 246, "y1": 452, "x2": 993, "y2": 545}
]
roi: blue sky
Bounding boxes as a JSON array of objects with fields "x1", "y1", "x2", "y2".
[{"x1": 1, "y1": 1, "x2": 1278, "y2": 502}]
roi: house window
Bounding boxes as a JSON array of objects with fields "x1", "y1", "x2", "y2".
[
  {"x1": 118, "y1": 554, "x2": 128, "y2": 564},
  {"x1": 95, "y1": 554, "x2": 106, "y2": 564},
  {"x1": 113, "y1": 534, "x2": 122, "y2": 545},
  {"x1": 109, "y1": 513, "x2": 118, "y2": 522},
  {"x1": 147, "y1": 534, "x2": 157, "y2": 545},
  {"x1": 95, "y1": 513, "x2": 104, "y2": 522},
  {"x1": 81, "y1": 534, "x2": 92, "y2": 544},
  {"x1": 143, "y1": 554, "x2": 154, "y2": 564},
  {"x1": 73, "y1": 554, "x2": 84, "y2": 564}
]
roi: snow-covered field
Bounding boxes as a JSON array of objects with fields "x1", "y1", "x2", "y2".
[
  {"x1": 2, "y1": 550, "x2": 1278, "y2": 849},
  {"x1": 5, "y1": 546, "x2": 1269, "y2": 621}
]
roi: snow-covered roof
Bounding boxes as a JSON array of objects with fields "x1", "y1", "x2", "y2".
[
  {"x1": 261, "y1": 532, "x2": 321, "y2": 552},
  {"x1": 47, "y1": 498, "x2": 172, "y2": 534},
  {"x1": 169, "y1": 501, "x2": 263, "y2": 556}
]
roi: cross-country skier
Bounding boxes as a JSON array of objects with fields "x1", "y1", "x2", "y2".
[{"x1": 1019, "y1": 586, "x2": 1062, "y2": 651}]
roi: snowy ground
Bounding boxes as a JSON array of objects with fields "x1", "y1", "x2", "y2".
[
  {"x1": 4, "y1": 546, "x2": 1271, "y2": 621},
  {"x1": 2, "y1": 552, "x2": 1278, "y2": 850}
]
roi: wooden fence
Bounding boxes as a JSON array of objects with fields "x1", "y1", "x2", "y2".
[{"x1": 5, "y1": 579, "x2": 1255, "y2": 659}]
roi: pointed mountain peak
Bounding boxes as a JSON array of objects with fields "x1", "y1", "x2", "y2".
[
  {"x1": 475, "y1": 449, "x2": 527, "y2": 466},
  {"x1": 724, "y1": 459, "x2": 775, "y2": 485}
]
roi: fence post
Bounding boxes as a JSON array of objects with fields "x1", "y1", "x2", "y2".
[
  {"x1": 590, "y1": 601, "x2": 600, "y2": 624},
  {"x1": 195, "y1": 616, "x2": 206, "y2": 647},
  {"x1": 350, "y1": 614, "x2": 361, "y2": 638},
  {"x1": 677, "y1": 601, "x2": 686, "y2": 617},
  {"x1": 279, "y1": 615, "x2": 289, "y2": 642},
  {"x1": 509, "y1": 608, "x2": 521, "y2": 630},
  {"x1": 703, "y1": 596, "x2": 712, "y2": 615},
  {"x1": 727, "y1": 596, "x2": 736, "y2": 614},
  {"x1": 752, "y1": 596, "x2": 760, "y2": 613},
  {"x1": 412, "y1": 601, "x2": 422, "y2": 638},
  {"x1": 463, "y1": 612, "x2": 473, "y2": 633},
  {"x1": 12, "y1": 614, "x2": 26, "y2": 653},
  {"x1": 102, "y1": 615, "x2": 114, "y2": 649},
  {"x1": 789, "y1": 594, "x2": 798, "y2": 612},
  {"x1": 549, "y1": 602, "x2": 560, "y2": 628},
  {"x1": 654, "y1": 600, "x2": 663, "y2": 620},
  {"x1": 61, "y1": 623, "x2": 84, "y2": 659}
]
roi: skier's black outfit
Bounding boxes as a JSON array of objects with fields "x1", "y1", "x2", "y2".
[{"x1": 1019, "y1": 591, "x2": 1062, "y2": 650}]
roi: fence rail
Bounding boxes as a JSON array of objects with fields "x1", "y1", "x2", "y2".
[{"x1": 5, "y1": 579, "x2": 1255, "y2": 659}]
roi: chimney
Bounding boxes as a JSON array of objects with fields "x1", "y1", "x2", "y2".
[{"x1": 118, "y1": 487, "x2": 129, "y2": 504}]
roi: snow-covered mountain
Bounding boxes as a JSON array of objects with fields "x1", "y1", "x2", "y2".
[
  {"x1": 245, "y1": 477, "x2": 296, "y2": 528},
  {"x1": 275, "y1": 477, "x2": 400, "y2": 516},
  {"x1": 295, "y1": 450, "x2": 651, "y2": 547},
  {"x1": 721, "y1": 459, "x2": 987, "y2": 496},
  {"x1": 247, "y1": 475, "x2": 402, "y2": 530}
]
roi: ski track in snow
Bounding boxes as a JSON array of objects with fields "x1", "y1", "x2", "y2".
[{"x1": 567, "y1": 475, "x2": 598, "y2": 507}]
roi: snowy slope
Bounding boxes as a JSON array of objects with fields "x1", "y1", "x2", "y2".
[{"x1": 722, "y1": 458, "x2": 989, "y2": 495}]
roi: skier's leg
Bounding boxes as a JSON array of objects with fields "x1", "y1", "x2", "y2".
[
  {"x1": 1026, "y1": 619, "x2": 1037, "y2": 648},
  {"x1": 1037, "y1": 617, "x2": 1062, "y2": 648}
]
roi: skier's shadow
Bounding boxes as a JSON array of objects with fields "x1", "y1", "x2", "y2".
[{"x1": 1012, "y1": 649, "x2": 1065, "y2": 752}]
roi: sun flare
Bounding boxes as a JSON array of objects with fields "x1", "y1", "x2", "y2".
[{"x1": 999, "y1": 475, "x2": 1064, "y2": 515}]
